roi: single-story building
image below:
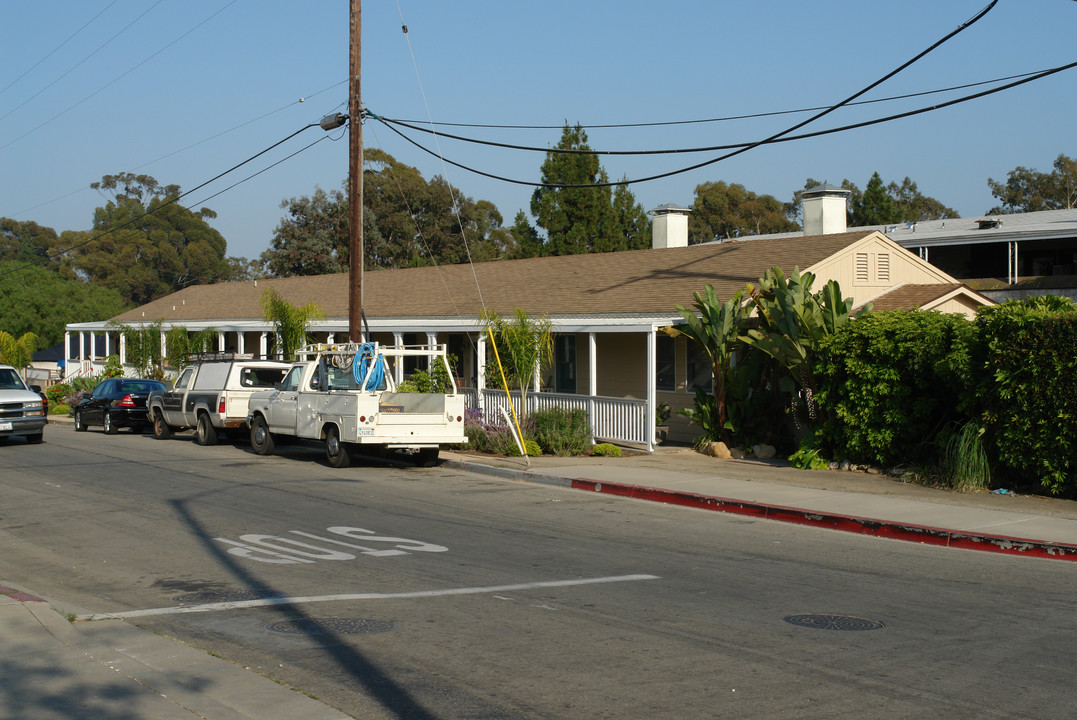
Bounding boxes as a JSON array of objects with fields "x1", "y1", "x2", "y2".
[{"x1": 64, "y1": 190, "x2": 991, "y2": 449}]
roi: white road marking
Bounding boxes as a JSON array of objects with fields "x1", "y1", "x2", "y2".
[{"x1": 78, "y1": 575, "x2": 660, "y2": 621}]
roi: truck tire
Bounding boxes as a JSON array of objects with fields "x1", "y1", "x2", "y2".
[
  {"x1": 325, "y1": 426, "x2": 350, "y2": 468},
  {"x1": 250, "y1": 415, "x2": 275, "y2": 456},
  {"x1": 195, "y1": 412, "x2": 218, "y2": 446},
  {"x1": 153, "y1": 411, "x2": 173, "y2": 439},
  {"x1": 26, "y1": 432, "x2": 44, "y2": 444},
  {"x1": 74, "y1": 408, "x2": 86, "y2": 432},
  {"x1": 103, "y1": 411, "x2": 118, "y2": 435}
]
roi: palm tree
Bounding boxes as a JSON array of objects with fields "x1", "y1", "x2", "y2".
[{"x1": 260, "y1": 288, "x2": 325, "y2": 360}]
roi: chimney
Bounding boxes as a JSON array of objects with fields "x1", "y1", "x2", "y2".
[
  {"x1": 650, "y1": 203, "x2": 691, "y2": 248},
  {"x1": 801, "y1": 183, "x2": 850, "y2": 236}
]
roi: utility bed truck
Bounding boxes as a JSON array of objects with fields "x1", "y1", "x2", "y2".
[
  {"x1": 246, "y1": 343, "x2": 467, "y2": 468},
  {"x1": 148, "y1": 354, "x2": 291, "y2": 445}
]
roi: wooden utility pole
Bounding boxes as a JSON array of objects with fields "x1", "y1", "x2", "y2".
[{"x1": 348, "y1": 0, "x2": 363, "y2": 341}]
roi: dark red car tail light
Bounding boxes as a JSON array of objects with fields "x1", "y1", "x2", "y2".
[{"x1": 118, "y1": 394, "x2": 136, "y2": 408}]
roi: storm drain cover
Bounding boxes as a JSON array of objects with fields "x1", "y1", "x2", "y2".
[
  {"x1": 783, "y1": 614, "x2": 885, "y2": 631},
  {"x1": 172, "y1": 590, "x2": 287, "y2": 604},
  {"x1": 267, "y1": 618, "x2": 395, "y2": 636}
]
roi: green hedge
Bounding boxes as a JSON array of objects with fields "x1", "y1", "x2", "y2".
[
  {"x1": 977, "y1": 304, "x2": 1077, "y2": 495},
  {"x1": 815, "y1": 311, "x2": 977, "y2": 467}
]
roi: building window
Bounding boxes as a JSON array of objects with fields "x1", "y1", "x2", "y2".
[
  {"x1": 554, "y1": 335, "x2": 576, "y2": 393},
  {"x1": 656, "y1": 334, "x2": 675, "y2": 391},
  {"x1": 686, "y1": 341, "x2": 712, "y2": 392}
]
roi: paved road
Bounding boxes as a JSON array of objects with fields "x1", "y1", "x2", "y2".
[{"x1": 2, "y1": 425, "x2": 1075, "y2": 719}]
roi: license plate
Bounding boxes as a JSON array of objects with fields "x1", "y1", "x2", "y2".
[
  {"x1": 0, "y1": 422, "x2": 12, "y2": 431},
  {"x1": 357, "y1": 428, "x2": 374, "y2": 436}
]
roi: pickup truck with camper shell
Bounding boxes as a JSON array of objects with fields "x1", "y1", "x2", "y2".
[
  {"x1": 0, "y1": 364, "x2": 47, "y2": 444},
  {"x1": 245, "y1": 342, "x2": 467, "y2": 468},
  {"x1": 147, "y1": 354, "x2": 291, "y2": 445}
]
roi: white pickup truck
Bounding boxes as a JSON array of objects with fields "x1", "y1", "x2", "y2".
[
  {"x1": 246, "y1": 343, "x2": 467, "y2": 467},
  {"x1": 148, "y1": 354, "x2": 291, "y2": 445}
]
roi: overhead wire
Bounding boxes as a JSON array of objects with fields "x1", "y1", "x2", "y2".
[
  {"x1": 0, "y1": 121, "x2": 322, "y2": 281},
  {"x1": 0, "y1": 0, "x2": 159, "y2": 121},
  {"x1": 378, "y1": 0, "x2": 1000, "y2": 189},
  {"x1": 384, "y1": 67, "x2": 1053, "y2": 131},
  {"x1": 0, "y1": 0, "x2": 240, "y2": 152},
  {"x1": 372, "y1": 57, "x2": 1075, "y2": 188},
  {"x1": 0, "y1": 0, "x2": 121, "y2": 99},
  {"x1": 9, "y1": 80, "x2": 348, "y2": 220}
]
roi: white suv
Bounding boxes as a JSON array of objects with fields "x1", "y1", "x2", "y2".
[{"x1": 0, "y1": 364, "x2": 46, "y2": 443}]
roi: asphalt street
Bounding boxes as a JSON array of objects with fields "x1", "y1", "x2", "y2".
[{"x1": 2, "y1": 424, "x2": 1075, "y2": 719}]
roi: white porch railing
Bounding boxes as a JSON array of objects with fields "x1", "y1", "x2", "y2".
[{"x1": 463, "y1": 389, "x2": 649, "y2": 447}]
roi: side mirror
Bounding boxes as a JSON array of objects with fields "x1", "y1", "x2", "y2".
[{"x1": 30, "y1": 384, "x2": 42, "y2": 393}]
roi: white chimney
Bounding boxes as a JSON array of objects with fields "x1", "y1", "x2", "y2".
[
  {"x1": 650, "y1": 203, "x2": 691, "y2": 248},
  {"x1": 801, "y1": 183, "x2": 850, "y2": 235}
]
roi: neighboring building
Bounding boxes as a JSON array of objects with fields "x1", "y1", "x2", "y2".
[{"x1": 64, "y1": 204, "x2": 987, "y2": 449}]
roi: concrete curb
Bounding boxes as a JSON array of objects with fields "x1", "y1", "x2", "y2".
[{"x1": 442, "y1": 458, "x2": 1077, "y2": 562}]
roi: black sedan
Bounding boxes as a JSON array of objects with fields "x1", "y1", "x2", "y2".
[{"x1": 73, "y1": 378, "x2": 167, "y2": 434}]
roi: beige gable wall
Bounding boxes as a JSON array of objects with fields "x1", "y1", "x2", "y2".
[
  {"x1": 806, "y1": 231, "x2": 955, "y2": 305},
  {"x1": 924, "y1": 291, "x2": 986, "y2": 319}
]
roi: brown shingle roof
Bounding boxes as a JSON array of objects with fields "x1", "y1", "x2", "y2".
[
  {"x1": 863, "y1": 284, "x2": 965, "y2": 312},
  {"x1": 111, "y1": 231, "x2": 875, "y2": 323}
]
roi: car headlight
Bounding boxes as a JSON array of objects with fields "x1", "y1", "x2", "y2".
[{"x1": 23, "y1": 402, "x2": 44, "y2": 417}]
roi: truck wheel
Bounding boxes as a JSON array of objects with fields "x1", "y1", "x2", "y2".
[
  {"x1": 415, "y1": 447, "x2": 439, "y2": 467},
  {"x1": 103, "y1": 411, "x2": 118, "y2": 435},
  {"x1": 26, "y1": 432, "x2": 44, "y2": 444},
  {"x1": 153, "y1": 411, "x2": 173, "y2": 439},
  {"x1": 250, "y1": 416, "x2": 275, "y2": 456},
  {"x1": 74, "y1": 409, "x2": 86, "y2": 432},
  {"x1": 325, "y1": 426, "x2": 351, "y2": 468},
  {"x1": 195, "y1": 413, "x2": 218, "y2": 446}
]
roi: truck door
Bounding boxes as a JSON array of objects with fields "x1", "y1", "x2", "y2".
[
  {"x1": 265, "y1": 365, "x2": 302, "y2": 434},
  {"x1": 167, "y1": 367, "x2": 195, "y2": 418}
]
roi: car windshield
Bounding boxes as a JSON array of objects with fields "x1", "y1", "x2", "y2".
[{"x1": 0, "y1": 369, "x2": 26, "y2": 390}]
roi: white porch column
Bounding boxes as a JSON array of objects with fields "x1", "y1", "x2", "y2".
[
  {"x1": 646, "y1": 327, "x2": 657, "y2": 452},
  {"x1": 160, "y1": 330, "x2": 167, "y2": 365},
  {"x1": 89, "y1": 332, "x2": 96, "y2": 362},
  {"x1": 394, "y1": 332, "x2": 405, "y2": 384},
  {"x1": 588, "y1": 332, "x2": 597, "y2": 443},
  {"x1": 477, "y1": 333, "x2": 487, "y2": 413},
  {"x1": 119, "y1": 333, "x2": 127, "y2": 365},
  {"x1": 327, "y1": 333, "x2": 335, "y2": 344},
  {"x1": 426, "y1": 332, "x2": 437, "y2": 371},
  {"x1": 217, "y1": 331, "x2": 226, "y2": 352}
]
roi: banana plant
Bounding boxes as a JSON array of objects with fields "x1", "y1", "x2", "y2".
[{"x1": 664, "y1": 284, "x2": 749, "y2": 444}]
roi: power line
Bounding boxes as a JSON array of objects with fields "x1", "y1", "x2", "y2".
[
  {"x1": 384, "y1": 68, "x2": 1050, "y2": 132},
  {"x1": 0, "y1": 0, "x2": 239, "y2": 153},
  {"x1": 376, "y1": 0, "x2": 1000, "y2": 189},
  {"x1": 0, "y1": 122, "x2": 321, "y2": 282},
  {"x1": 0, "y1": 0, "x2": 121, "y2": 99},
  {"x1": 375, "y1": 58, "x2": 1076, "y2": 167}
]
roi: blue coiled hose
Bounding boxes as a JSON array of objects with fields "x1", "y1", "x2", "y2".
[{"x1": 353, "y1": 342, "x2": 385, "y2": 390}]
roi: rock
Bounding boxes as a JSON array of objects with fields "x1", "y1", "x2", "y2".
[
  {"x1": 829, "y1": 462, "x2": 841, "y2": 471},
  {"x1": 752, "y1": 444, "x2": 776, "y2": 459},
  {"x1": 730, "y1": 446, "x2": 746, "y2": 459},
  {"x1": 703, "y1": 441, "x2": 732, "y2": 459},
  {"x1": 840, "y1": 460, "x2": 852, "y2": 471}
]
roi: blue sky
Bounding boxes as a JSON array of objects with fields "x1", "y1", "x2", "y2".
[{"x1": 2, "y1": 0, "x2": 1074, "y2": 262}]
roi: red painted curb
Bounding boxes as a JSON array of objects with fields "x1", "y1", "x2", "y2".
[
  {"x1": 0, "y1": 585, "x2": 45, "y2": 603},
  {"x1": 570, "y1": 478, "x2": 1077, "y2": 562}
]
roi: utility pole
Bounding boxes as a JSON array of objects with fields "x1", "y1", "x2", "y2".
[{"x1": 348, "y1": 0, "x2": 363, "y2": 342}]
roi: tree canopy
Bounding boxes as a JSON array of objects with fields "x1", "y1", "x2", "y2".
[
  {"x1": 62, "y1": 173, "x2": 232, "y2": 305},
  {"x1": 689, "y1": 181, "x2": 798, "y2": 243},
  {"x1": 791, "y1": 174, "x2": 957, "y2": 228},
  {"x1": 528, "y1": 124, "x2": 650, "y2": 255},
  {"x1": 261, "y1": 150, "x2": 515, "y2": 277},
  {"x1": 0, "y1": 258, "x2": 129, "y2": 348},
  {"x1": 987, "y1": 153, "x2": 1077, "y2": 214}
]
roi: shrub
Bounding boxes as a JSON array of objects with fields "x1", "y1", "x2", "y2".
[
  {"x1": 591, "y1": 443, "x2": 622, "y2": 457},
  {"x1": 815, "y1": 311, "x2": 977, "y2": 467},
  {"x1": 976, "y1": 300, "x2": 1077, "y2": 495},
  {"x1": 532, "y1": 407, "x2": 591, "y2": 456},
  {"x1": 49, "y1": 403, "x2": 70, "y2": 416},
  {"x1": 939, "y1": 421, "x2": 990, "y2": 492},
  {"x1": 46, "y1": 383, "x2": 72, "y2": 406}
]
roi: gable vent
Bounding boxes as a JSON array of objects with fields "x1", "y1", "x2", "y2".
[{"x1": 855, "y1": 253, "x2": 869, "y2": 283}]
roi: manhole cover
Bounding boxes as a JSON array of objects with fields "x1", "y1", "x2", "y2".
[
  {"x1": 267, "y1": 618, "x2": 395, "y2": 636},
  {"x1": 172, "y1": 590, "x2": 287, "y2": 604},
  {"x1": 783, "y1": 614, "x2": 885, "y2": 631}
]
